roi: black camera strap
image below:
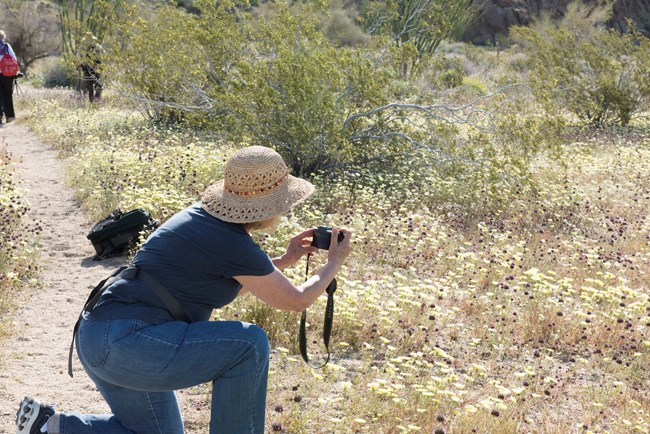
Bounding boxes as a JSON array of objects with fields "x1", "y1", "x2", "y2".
[{"x1": 299, "y1": 254, "x2": 336, "y2": 369}]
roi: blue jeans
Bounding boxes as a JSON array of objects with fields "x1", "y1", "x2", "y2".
[{"x1": 62, "y1": 317, "x2": 269, "y2": 433}]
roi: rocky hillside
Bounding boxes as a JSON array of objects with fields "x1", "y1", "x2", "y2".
[{"x1": 465, "y1": 0, "x2": 650, "y2": 44}]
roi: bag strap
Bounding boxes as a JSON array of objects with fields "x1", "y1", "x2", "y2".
[
  {"x1": 68, "y1": 265, "x2": 190, "y2": 377},
  {"x1": 68, "y1": 265, "x2": 128, "y2": 377},
  {"x1": 298, "y1": 254, "x2": 337, "y2": 369},
  {"x1": 93, "y1": 245, "x2": 116, "y2": 261},
  {"x1": 135, "y1": 267, "x2": 190, "y2": 323}
]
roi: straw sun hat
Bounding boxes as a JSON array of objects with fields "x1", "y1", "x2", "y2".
[{"x1": 202, "y1": 146, "x2": 315, "y2": 224}]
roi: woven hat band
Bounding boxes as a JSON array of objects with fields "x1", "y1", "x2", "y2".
[{"x1": 224, "y1": 172, "x2": 289, "y2": 197}]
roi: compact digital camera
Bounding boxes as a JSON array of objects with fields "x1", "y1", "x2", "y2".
[{"x1": 311, "y1": 226, "x2": 344, "y2": 250}]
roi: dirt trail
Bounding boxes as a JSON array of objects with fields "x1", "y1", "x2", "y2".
[{"x1": 0, "y1": 122, "x2": 199, "y2": 431}]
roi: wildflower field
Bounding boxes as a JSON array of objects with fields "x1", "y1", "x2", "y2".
[
  {"x1": 14, "y1": 83, "x2": 650, "y2": 434},
  {"x1": 0, "y1": 142, "x2": 39, "y2": 340},
  {"x1": 4, "y1": 0, "x2": 650, "y2": 431}
]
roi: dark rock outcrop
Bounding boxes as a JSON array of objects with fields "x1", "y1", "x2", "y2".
[{"x1": 465, "y1": 0, "x2": 650, "y2": 44}]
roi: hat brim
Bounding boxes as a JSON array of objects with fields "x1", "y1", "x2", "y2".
[{"x1": 201, "y1": 174, "x2": 315, "y2": 223}]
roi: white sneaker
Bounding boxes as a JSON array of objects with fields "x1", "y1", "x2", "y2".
[{"x1": 15, "y1": 397, "x2": 55, "y2": 434}]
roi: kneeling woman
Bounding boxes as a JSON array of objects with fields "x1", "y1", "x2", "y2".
[{"x1": 17, "y1": 145, "x2": 352, "y2": 434}]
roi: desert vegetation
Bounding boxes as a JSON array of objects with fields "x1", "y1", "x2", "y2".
[
  {"x1": 0, "y1": 145, "x2": 39, "y2": 339},
  {"x1": 3, "y1": 0, "x2": 650, "y2": 432}
]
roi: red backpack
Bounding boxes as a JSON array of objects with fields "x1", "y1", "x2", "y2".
[{"x1": 0, "y1": 43, "x2": 19, "y2": 76}]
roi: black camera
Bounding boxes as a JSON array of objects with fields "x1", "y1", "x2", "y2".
[{"x1": 311, "y1": 226, "x2": 344, "y2": 250}]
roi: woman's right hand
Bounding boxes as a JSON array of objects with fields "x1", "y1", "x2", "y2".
[
  {"x1": 237, "y1": 227, "x2": 353, "y2": 312},
  {"x1": 326, "y1": 228, "x2": 352, "y2": 267}
]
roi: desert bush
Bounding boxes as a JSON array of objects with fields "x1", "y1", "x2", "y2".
[
  {"x1": 436, "y1": 56, "x2": 464, "y2": 88},
  {"x1": 103, "y1": 3, "x2": 219, "y2": 122},
  {"x1": 358, "y1": 0, "x2": 481, "y2": 81},
  {"x1": 511, "y1": 2, "x2": 650, "y2": 127},
  {"x1": 104, "y1": 0, "x2": 256, "y2": 124},
  {"x1": 223, "y1": 4, "x2": 392, "y2": 177},
  {"x1": 41, "y1": 57, "x2": 74, "y2": 89}
]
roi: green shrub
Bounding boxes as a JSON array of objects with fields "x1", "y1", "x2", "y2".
[
  {"x1": 41, "y1": 57, "x2": 74, "y2": 89},
  {"x1": 320, "y1": 7, "x2": 367, "y2": 47},
  {"x1": 104, "y1": 0, "x2": 243, "y2": 123},
  {"x1": 223, "y1": 4, "x2": 391, "y2": 176},
  {"x1": 511, "y1": 2, "x2": 650, "y2": 127}
]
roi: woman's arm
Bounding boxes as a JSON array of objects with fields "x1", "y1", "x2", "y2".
[{"x1": 235, "y1": 228, "x2": 352, "y2": 311}]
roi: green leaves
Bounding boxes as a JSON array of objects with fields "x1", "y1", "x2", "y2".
[
  {"x1": 222, "y1": 4, "x2": 390, "y2": 176},
  {"x1": 59, "y1": 0, "x2": 130, "y2": 73},
  {"x1": 104, "y1": 1, "x2": 245, "y2": 122},
  {"x1": 511, "y1": 7, "x2": 650, "y2": 127},
  {"x1": 360, "y1": 0, "x2": 478, "y2": 77}
]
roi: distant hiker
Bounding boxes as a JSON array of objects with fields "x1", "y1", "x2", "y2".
[
  {"x1": 79, "y1": 41, "x2": 103, "y2": 102},
  {"x1": 0, "y1": 30, "x2": 19, "y2": 123}
]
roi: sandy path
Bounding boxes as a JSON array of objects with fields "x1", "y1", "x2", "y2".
[{"x1": 0, "y1": 122, "x2": 202, "y2": 432}]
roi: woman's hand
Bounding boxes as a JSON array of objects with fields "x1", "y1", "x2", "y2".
[
  {"x1": 273, "y1": 228, "x2": 319, "y2": 270},
  {"x1": 326, "y1": 228, "x2": 352, "y2": 267},
  {"x1": 240, "y1": 227, "x2": 353, "y2": 311}
]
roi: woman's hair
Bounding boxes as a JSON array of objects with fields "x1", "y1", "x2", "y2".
[
  {"x1": 243, "y1": 215, "x2": 281, "y2": 233},
  {"x1": 0, "y1": 31, "x2": 6, "y2": 41}
]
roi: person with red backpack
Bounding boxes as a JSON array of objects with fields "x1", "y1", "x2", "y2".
[{"x1": 0, "y1": 30, "x2": 19, "y2": 124}]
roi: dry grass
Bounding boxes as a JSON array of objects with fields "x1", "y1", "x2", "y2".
[
  {"x1": 0, "y1": 141, "x2": 39, "y2": 341},
  {"x1": 15, "y1": 77, "x2": 650, "y2": 434}
]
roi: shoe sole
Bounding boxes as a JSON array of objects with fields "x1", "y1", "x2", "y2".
[{"x1": 16, "y1": 397, "x2": 54, "y2": 434}]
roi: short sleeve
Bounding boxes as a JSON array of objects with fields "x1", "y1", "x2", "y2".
[{"x1": 221, "y1": 236, "x2": 275, "y2": 279}]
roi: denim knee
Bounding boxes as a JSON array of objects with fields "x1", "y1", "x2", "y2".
[{"x1": 243, "y1": 323, "x2": 269, "y2": 361}]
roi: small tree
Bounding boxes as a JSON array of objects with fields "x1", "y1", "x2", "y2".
[
  {"x1": 105, "y1": 0, "x2": 245, "y2": 122},
  {"x1": 360, "y1": 0, "x2": 478, "y2": 78},
  {"x1": 59, "y1": 0, "x2": 129, "y2": 81},
  {"x1": 0, "y1": 0, "x2": 61, "y2": 75},
  {"x1": 223, "y1": 4, "x2": 391, "y2": 176},
  {"x1": 511, "y1": 2, "x2": 650, "y2": 127}
]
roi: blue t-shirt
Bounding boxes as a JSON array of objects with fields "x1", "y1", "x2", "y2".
[{"x1": 91, "y1": 203, "x2": 275, "y2": 323}]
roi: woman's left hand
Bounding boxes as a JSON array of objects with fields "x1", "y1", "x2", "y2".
[{"x1": 274, "y1": 228, "x2": 318, "y2": 270}]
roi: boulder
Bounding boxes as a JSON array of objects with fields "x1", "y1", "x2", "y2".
[{"x1": 464, "y1": 0, "x2": 650, "y2": 44}]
